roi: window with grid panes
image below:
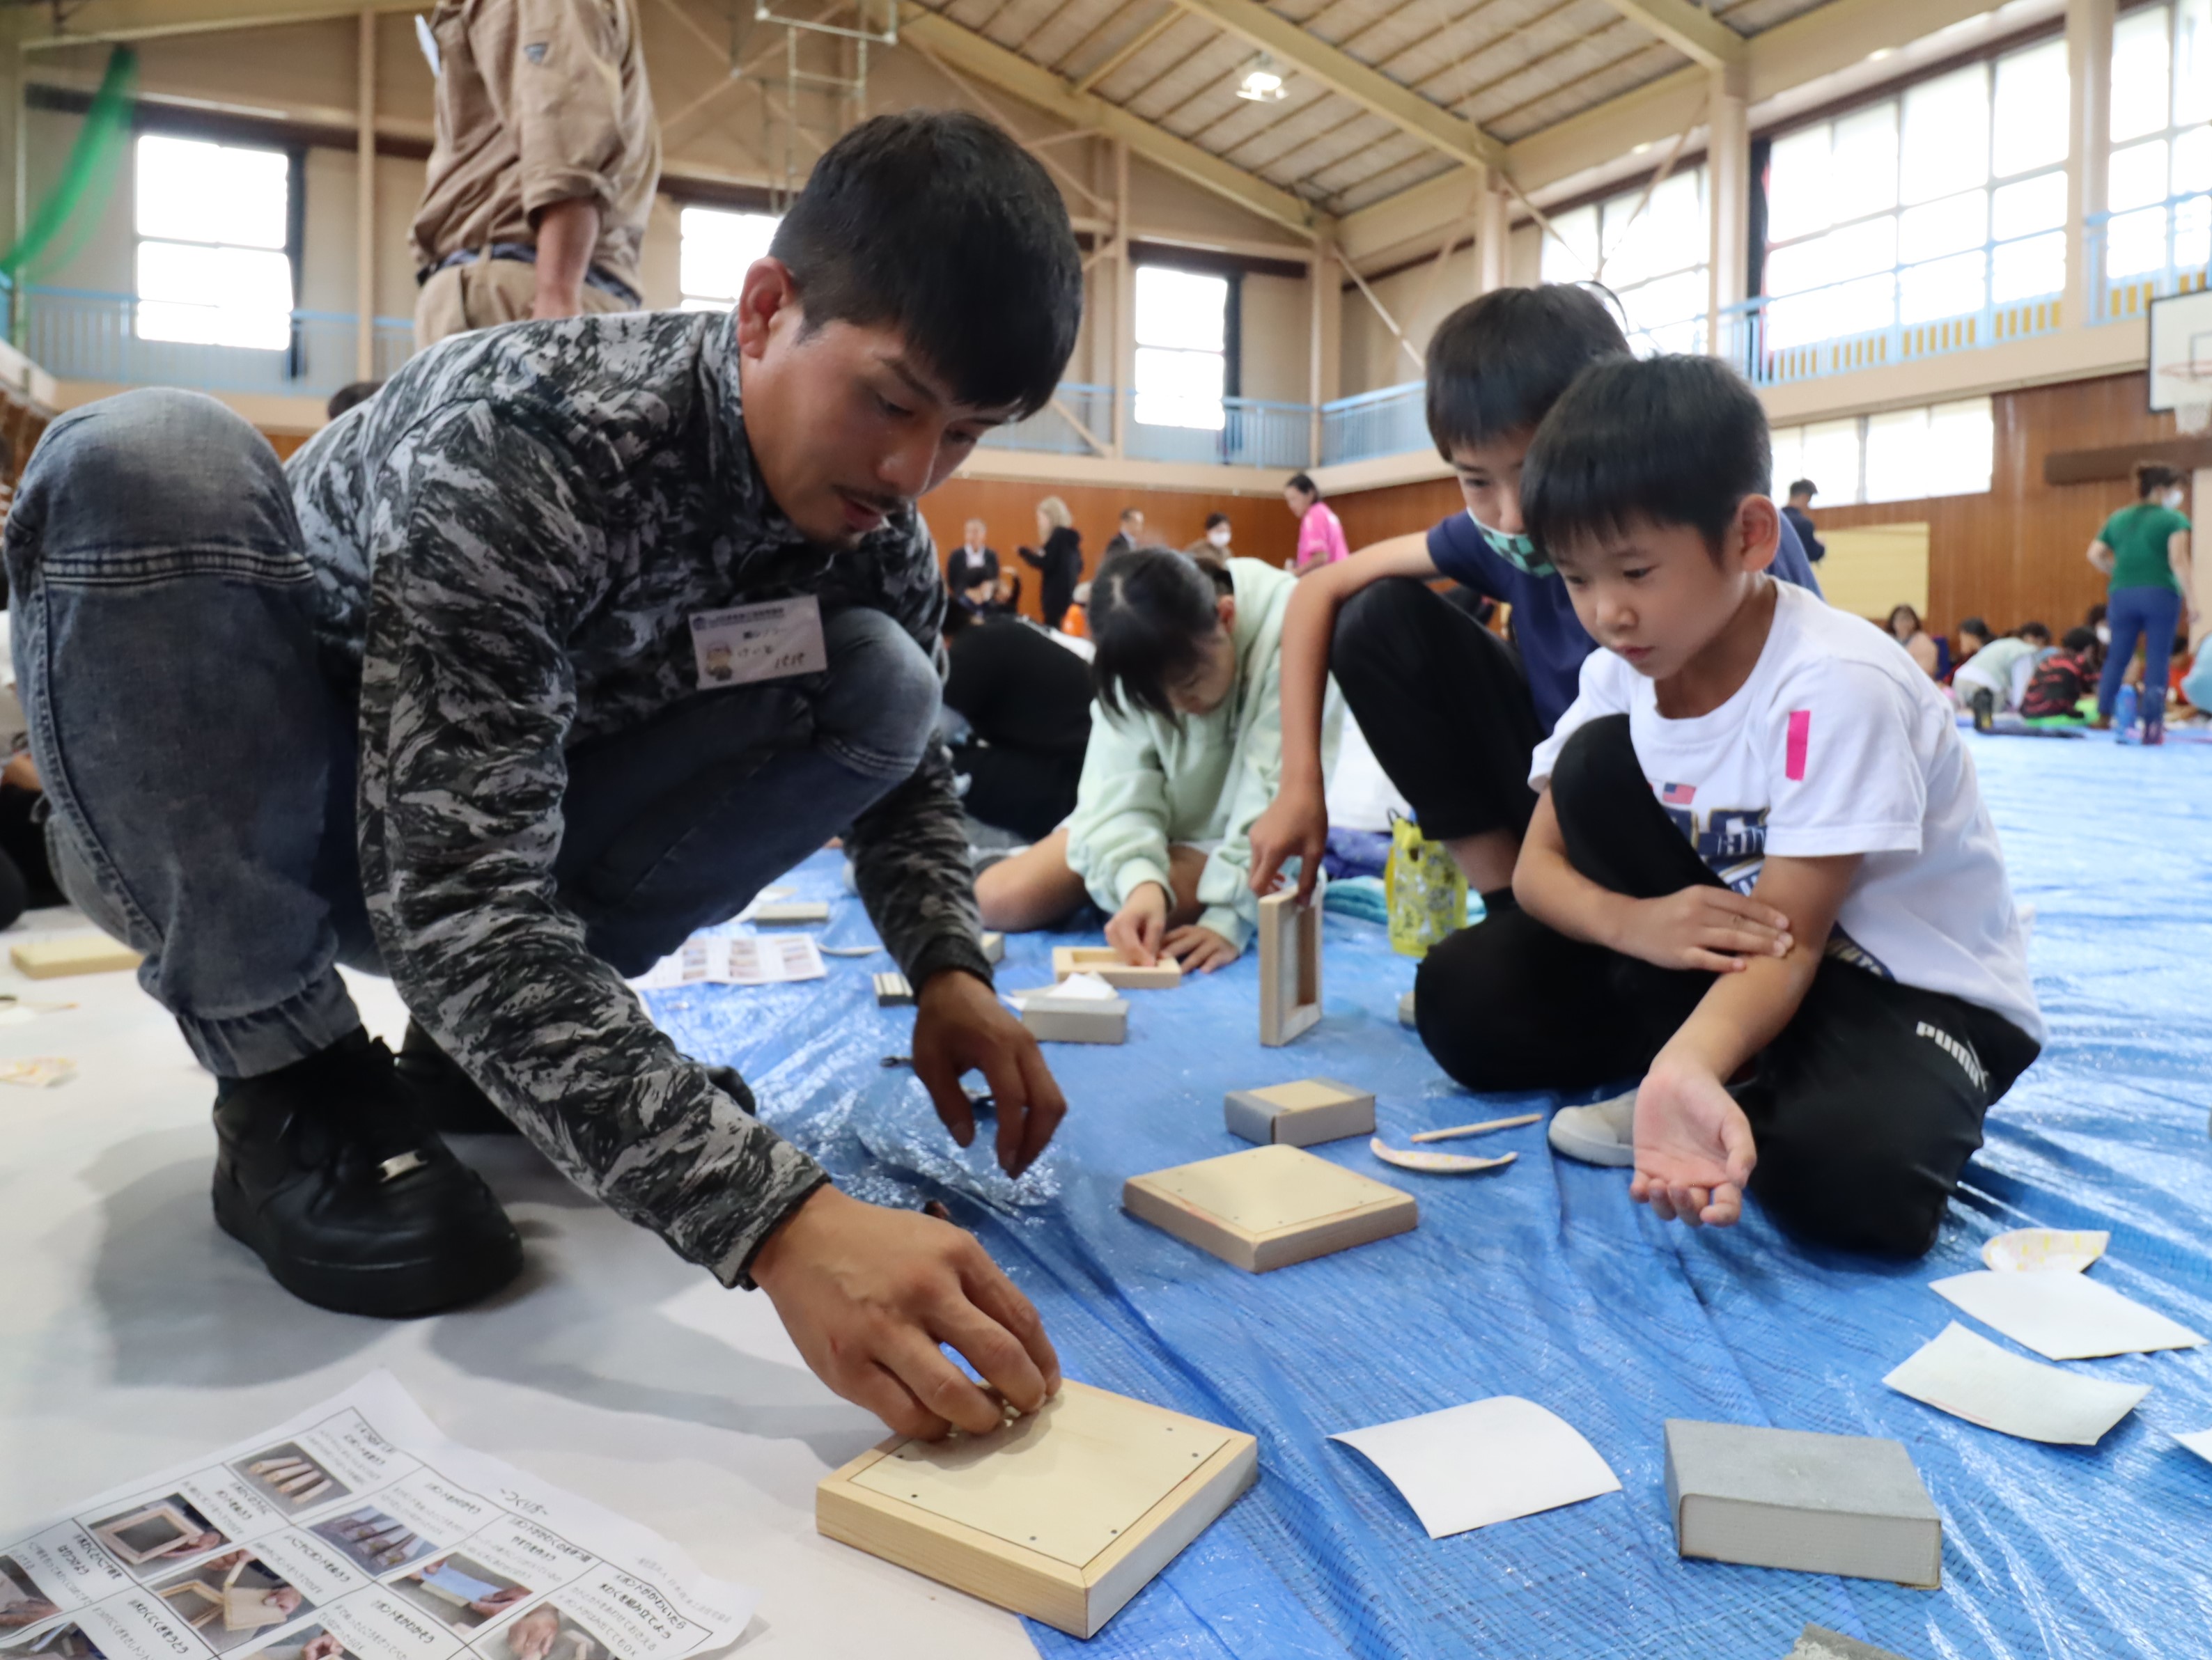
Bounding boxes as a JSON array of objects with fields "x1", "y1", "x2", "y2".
[
  {"x1": 1133, "y1": 265, "x2": 1227, "y2": 430},
  {"x1": 134, "y1": 135, "x2": 293, "y2": 350},
  {"x1": 2103, "y1": 0, "x2": 2211, "y2": 283},
  {"x1": 1539, "y1": 166, "x2": 1709, "y2": 353}
]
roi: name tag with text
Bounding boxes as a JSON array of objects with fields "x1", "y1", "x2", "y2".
[{"x1": 689, "y1": 596, "x2": 827, "y2": 689}]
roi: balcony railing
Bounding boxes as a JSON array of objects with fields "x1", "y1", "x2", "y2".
[
  {"x1": 2085, "y1": 193, "x2": 2212, "y2": 324},
  {"x1": 979, "y1": 383, "x2": 1314, "y2": 469},
  {"x1": 1320, "y1": 382, "x2": 1428, "y2": 467},
  {"x1": 17, "y1": 286, "x2": 412, "y2": 398}
]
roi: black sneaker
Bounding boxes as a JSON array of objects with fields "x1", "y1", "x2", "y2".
[
  {"x1": 212, "y1": 1029, "x2": 524, "y2": 1318},
  {"x1": 1970, "y1": 687, "x2": 1996, "y2": 733},
  {"x1": 396, "y1": 1021, "x2": 519, "y2": 1136}
]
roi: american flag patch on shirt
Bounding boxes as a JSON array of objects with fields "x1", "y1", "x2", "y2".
[{"x1": 1661, "y1": 781, "x2": 1697, "y2": 806}]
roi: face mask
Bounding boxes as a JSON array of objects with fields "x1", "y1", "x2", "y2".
[
  {"x1": 2096, "y1": 622, "x2": 2112, "y2": 645},
  {"x1": 1468, "y1": 511, "x2": 1552, "y2": 577},
  {"x1": 1207, "y1": 527, "x2": 1231, "y2": 548},
  {"x1": 2164, "y1": 488, "x2": 2186, "y2": 510}
]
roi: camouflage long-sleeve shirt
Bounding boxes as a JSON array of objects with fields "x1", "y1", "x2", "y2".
[{"x1": 288, "y1": 309, "x2": 990, "y2": 1286}]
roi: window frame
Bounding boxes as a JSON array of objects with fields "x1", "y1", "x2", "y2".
[
  {"x1": 1131, "y1": 260, "x2": 1238, "y2": 431},
  {"x1": 130, "y1": 130, "x2": 301, "y2": 357}
]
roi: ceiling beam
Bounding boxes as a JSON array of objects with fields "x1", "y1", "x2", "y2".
[
  {"x1": 898, "y1": 4, "x2": 1328, "y2": 239},
  {"x1": 1161, "y1": 0, "x2": 1506, "y2": 169},
  {"x1": 19, "y1": 0, "x2": 423, "y2": 50},
  {"x1": 1589, "y1": 0, "x2": 1745, "y2": 70}
]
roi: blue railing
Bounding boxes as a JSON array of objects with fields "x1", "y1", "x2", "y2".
[
  {"x1": 18, "y1": 286, "x2": 412, "y2": 397},
  {"x1": 1320, "y1": 382, "x2": 1426, "y2": 467},
  {"x1": 2085, "y1": 193, "x2": 2212, "y2": 324},
  {"x1": 979, "y1": 383, "x2": 1315, "y2": 469}
]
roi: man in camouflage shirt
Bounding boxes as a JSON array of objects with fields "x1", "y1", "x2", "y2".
[{"x1": 4, "y1": 113, "x2": 1077, "y2": 1441}]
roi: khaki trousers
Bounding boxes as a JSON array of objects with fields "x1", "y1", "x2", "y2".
[{"x1": 413, "y1": 258, "x2": 632, "y2": 352}]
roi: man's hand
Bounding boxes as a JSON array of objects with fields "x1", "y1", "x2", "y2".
[
  {"x1": 1610, "y1": 886, "x2": 1793, "y2": 973},
  {"x1": 530, "y1": 198, "x2": 601, "y2": 320},
  {"x1": 1247, "y1": 782, "x2": 1327, "y2": 905},
  {"x1": 1162, "y1": 924, "x2": 1238, "y2": 974},
  {"x1": 911, "y1": 968, "x2": 1066, "y2": 1178},
  {"x1": 752, "y1": 1185, "x2": 1061, "y2": 1439},
  {"x1": 1630, "y1": 1056, "x2": 1757, "y2": 1228},
  {"x1": 1103, "y1": 882, "x2": 1170, "y2": 966}
]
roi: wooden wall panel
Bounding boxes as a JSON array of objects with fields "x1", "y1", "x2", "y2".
[
  {"x1": 919, "y1": 478, "x2": 1298, "y2": 622},
  {"x1": 1324, "y1": 371, "x2": 2188, "y2": 640}
]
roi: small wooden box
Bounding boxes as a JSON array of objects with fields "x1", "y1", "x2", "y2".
[
  {"x1": 817, "y1": 1381, "x2": 1258, "y2": 1638},
  {"x1": 11, "y1": 933, "x2": 141, "y2": 980},
  {"x1": 1052, "y1": 946, "x2": 1182, "y2": 990},
  {"x1": 1018, "y1": 988, "x2": 1128, "y2": 1044},
  {"x1": 751, "y1": 900, "x2": 830, "y2": 926},
  {"x1": 1123, "y1": 1144, "x2": 1416, "y2": 1272},
  {"x1": 873, "y1": 971, "x2": 914, "y2": 1007},
  {"x1": 1224, "y1": 1079, "x2": 1375, "y2": 1148}
]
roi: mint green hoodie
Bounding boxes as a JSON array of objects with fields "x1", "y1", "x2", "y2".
[{"x1": 1065, "y1": 558, "x2": 1338, "y2": 957}]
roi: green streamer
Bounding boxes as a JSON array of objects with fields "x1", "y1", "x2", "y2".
[{"x1": 1, "y1": 45, "x2": 139, "y2": 283}]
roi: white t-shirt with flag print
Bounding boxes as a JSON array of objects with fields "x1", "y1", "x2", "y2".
[{"x1": 1529, "y1": 581, "x2": 2042, "y2": 1042}]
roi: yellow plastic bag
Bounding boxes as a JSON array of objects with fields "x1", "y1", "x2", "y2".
[{"x1": 1385, "y1": 815, "x2": 1466, "y2": 959}]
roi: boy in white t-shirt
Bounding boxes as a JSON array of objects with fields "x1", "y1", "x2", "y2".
[{"x1": 1413, "y1": 354, "x2": 2041, "y2": 1258}]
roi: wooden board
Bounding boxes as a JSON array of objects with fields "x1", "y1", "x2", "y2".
[
  {"x1": 11, "y1": 933, "x2": 141, "y2": 980},
  {"x1": 1123, "y1": 1144, "x2": 1415, "y2": 1271},
  {"x1": 1257, "y1": 893, "x2": 1321, "y2": 1047},
  {"x1": 751, "y1": 900, "x2": 830, "y2": 926},
  {"x1": 1224, "y1": 1078, "x2": 1374, "y2": 1147},
  {"x1": 1018, "y1": 992, "x2": 1128, "y2": 1044},
  {"x1": 817, "y1": 1381, "x2": 1258, "y2": 1638},
  {"x1": 873, "y1": 971, "x2": 914, "y2": 1007},
  {"x1": 1051, "y1": 946, "x2": 1182, "y2": 990},
  {"x1": 1814, "y1": 524, "x2": 1929, "y2": 622}
]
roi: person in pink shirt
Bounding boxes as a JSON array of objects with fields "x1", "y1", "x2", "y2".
[{"x1": 1285, "y1": 472, "x2": 1348, "y2": 574}]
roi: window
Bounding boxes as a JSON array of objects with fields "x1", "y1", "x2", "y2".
[
  {"x1": 1134, "y1": 265, "x2": 1227, "y2": 430},
  {"x1": 1540, "y1": 167, "x2": 1708, "y2": 353},
  {"x1": 134, "y1": 135, "x2": 292, "y2": 350},
  {"x1": 678, "y1": 205, "x2": 781, "y2": 311},
  {"x1": 2102, "y1": 0, "x2": 2211, "y2": 282},
  {"x1": 1770, "y1": 397, "x2": 1994, "y2": 506},
  {"x1": 1762, "y1": 40, "x2": 2069, "y2": 353}
]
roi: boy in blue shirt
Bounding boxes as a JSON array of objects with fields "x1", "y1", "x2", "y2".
[{"x1": 1251, "y1": 285, "x2": 1820, "y2": 906}]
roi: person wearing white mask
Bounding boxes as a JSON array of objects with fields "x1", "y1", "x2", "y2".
[
  {"x1": 1185, "y1": 512, "x2": 1233, "y2": 565},
  {"x1": 2088, "y1": 461, "x2": 2194, "y2": 744}
]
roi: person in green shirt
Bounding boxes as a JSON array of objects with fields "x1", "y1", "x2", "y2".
[{"x1": 2088, "y1": 461, "x2": 2194, "y2": 742}]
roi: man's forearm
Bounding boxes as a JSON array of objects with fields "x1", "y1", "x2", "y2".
[{"x1": 531, "y1": 198, "x2": 602, "y2": 318}]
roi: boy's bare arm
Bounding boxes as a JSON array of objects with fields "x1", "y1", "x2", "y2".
[
  {"x1": 1248, "y1": 533, "x2": 1438, "y2": 900},
  {"x1": 1513, "y1": 787, "x2": 1793, "y2": 970},
  {"x1": 1633, "y1": 852, "x2": 1860, "y2": 1228}
]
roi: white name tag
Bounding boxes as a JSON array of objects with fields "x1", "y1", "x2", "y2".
[{"x1": 689, "y1": 596, "x2": 827, "y2": 689}]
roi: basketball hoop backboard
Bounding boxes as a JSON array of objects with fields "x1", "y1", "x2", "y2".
[{"x1": 2148, "y1": 289, "x2": 2212, "y2": 415}]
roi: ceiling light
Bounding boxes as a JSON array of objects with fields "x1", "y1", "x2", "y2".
[{"x1": 1236, "y1": 54, "x2": 1288, "y2": 102}]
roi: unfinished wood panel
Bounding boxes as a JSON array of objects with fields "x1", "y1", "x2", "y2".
[
  {"x1": 1052, "y1": 946, "x2": 1182, "y2": 989},
  {"x1": 1123, "y1": 1143, "x2": 1417, "y2": 1272}
]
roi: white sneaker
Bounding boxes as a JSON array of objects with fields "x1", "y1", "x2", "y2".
[{"x1": 1548, "y1": 1090, "x2": 1638, "y2": 1167}]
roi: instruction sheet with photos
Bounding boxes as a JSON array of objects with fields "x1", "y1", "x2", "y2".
[
  {"x1": 0, "y1": 1375, "x2": 757, "y2": 1660},
  {"x1": 629, "y1": 934, "x2": 825, "y2": 990}
]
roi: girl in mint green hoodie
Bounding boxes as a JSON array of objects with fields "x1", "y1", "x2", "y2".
[{"x1": 976, "y1": 549, "x2": 1330, "y2": 971}]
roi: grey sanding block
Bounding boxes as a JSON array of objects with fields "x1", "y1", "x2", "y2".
[
  {"x1": 1224, "y1": 1079, "x2": 1375, "y2": 1147},
  {"x1": 1662, "y1": 1420, "x2": 1940, "y2": 1589},
  {"x1": 1785, "y1": 1624, "x2": 1916, "y2": 1660}
]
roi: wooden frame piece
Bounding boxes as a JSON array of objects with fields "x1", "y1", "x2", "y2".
[
  {"x1": 1123, "y1": 1144, "x2": 1416, "y2": 1272},
  {"x1": 159, "y1": 1581, "x2": 224, "y2": 1630},
  {"x1": 1224, "y1": 1078, "x2": 1374, "y2": 1148},
  {"x1": 1016, "y1": 989, "x2": 1128, "y2": 1044},
  {"x1": 873, "y1": 971, "x2": 914, "y2": 1007},
  {"x1": 750, "y1": 900, "x2": 830, "y2": 926},
  {"x1": 1051, "y1": 946, "x2": 1182, "y2": 990},
  {"x1": 95, "y1": 1503, "x2": 198, "y2": 1565},
  {"x1": 816, "y1": 1381, "x2": 1257, "y2": 1638},
  {"x1": 11, "y1": 934, "x2": 142, "y2": 980},
  {"x1": 1257, "y1": 893, "x2": 1321, "y2": 1047}
]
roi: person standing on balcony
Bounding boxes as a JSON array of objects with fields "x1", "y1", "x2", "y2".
[
  {"x1": 2089, "y1": 461, "x2": 2195, "y2": 744},
  {"x1": 411, "y1": 0, "x2": 661, "y2": 350},
  {"x1": 1018, "y1": 496, "x2": 1083, "y2": 629},
  {"x1": 1285, "y1": 473, "x2": 1347, "y2": 574},
  {"x1": 1782, "y1": 479, "x2": 1824, "y2": 563}
]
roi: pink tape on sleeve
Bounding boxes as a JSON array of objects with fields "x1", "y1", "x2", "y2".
[{"x1": 1785, "y1": 709, "x2": 1810, "y2": 781}]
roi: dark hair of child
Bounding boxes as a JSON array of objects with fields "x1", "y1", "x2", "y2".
[
  {"x1": 1086, "y1": 547, "x2": 1235, "y2": 722},
  {"x1": 1788, "y1": 478, "x2": 1816, "y2": 497},
  {"x1": 1520, "y1": 354, "x2": 1770, "y2": 561},
  {"x1": 1958, "y1": 615, "x2": 1991, "y2": 641},
  {"x1": 1425, "y1": 284, "x2": 1632, "y2": 459},
  {"x1": 2133, "y1": 461, "x2": 2183, "y2": 497},
  {"x1": 1204, "y1": 511, "x2": 1230, "y2": 531},
  {"x1": 2061, "y1": 626, "x2": 2098, "y2": 654},
  {"x1": 2017, "y1": 621, "x2": 2052, "y2": 645},
  {"x1": 769, "y1": 111, "x2": 1082, "y2": 416}
]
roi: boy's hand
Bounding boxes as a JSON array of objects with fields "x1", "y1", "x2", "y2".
[
  {"x1": 1162, "y1": 924, "x2": 1238, "y2": 974},
  {"x1": 1248, "y1": 783, "x2": 1327, "y2": 904},
  {"x1": 1630, "y1": 1057, "x2": 1757, "y2": 1228},
  {"x1": 1611, "y1": 886, "x2": 1793, "y2": 973},
  {"x1": 1105, "y1": 883, "x2": 1170, "y2": 964}
]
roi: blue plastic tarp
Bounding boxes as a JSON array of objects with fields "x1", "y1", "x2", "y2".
[{"x1": 650, "y1": 731, "x2": 2212, "y2": 1660}]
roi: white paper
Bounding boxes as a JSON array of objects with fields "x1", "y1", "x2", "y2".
[
  {"x1": 629, "y1": 933, "x2": 825, "y2": 990},
  {"x1": 2174, "y1": 1429, "x2": 2212, "y2": 1466},
  {"x1": 1931, "y1": 1269, "x2": 2204, "y2": 1360},
  {"x1": 0, "y1": 1374, "x2": 756, "y2": 1660},
  {"x1": 1007, "y1": 971, "x2": 1118, "y2": 1012},
  {"x1": 1330, "y1": 1397, "x2": 1621, "y2": 1539},
  {"x1": 1883, "y1": 1322, "x2": 2149, "y2": 1445}
]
